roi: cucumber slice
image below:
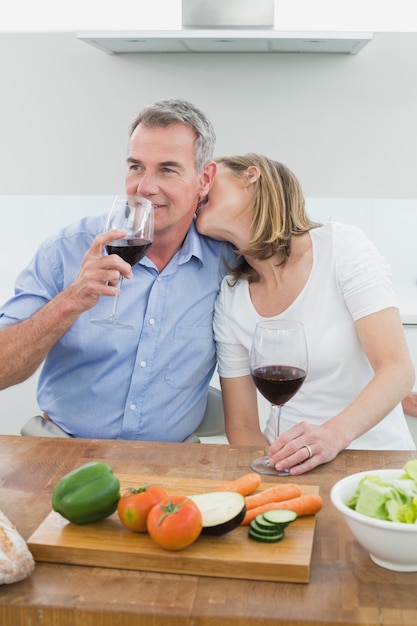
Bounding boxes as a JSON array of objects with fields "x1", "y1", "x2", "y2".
[
  {"x1": 248, "y1": 528, "x2": 285, "y2": 543},
  {"x1": 254, "y1": 514, "x2": 278, "y2": 530},
  {"x1": 262, "y1": 509, "x2": 297, "y2": 526},
  {"x1": 250, "y1": 519, "x2": 281, "y2": 536}
]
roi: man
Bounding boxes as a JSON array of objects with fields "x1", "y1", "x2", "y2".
[{"x1": 0, "y1": 99, "x2": 232, "y2": 441}]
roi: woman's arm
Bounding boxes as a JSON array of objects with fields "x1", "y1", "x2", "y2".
[
  {"x1": 326, "y1": 306, "x2": 414, "y2": 445},
  {"x1": 220, "y1": 375, "x2": 268, "y2": 446},
  {"x1": 269, "y1": 307, "x2": 415, "y2": 475}
]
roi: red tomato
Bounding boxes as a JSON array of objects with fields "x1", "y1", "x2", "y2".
[
  {"x1": 117, "y1": 485, "x2": 168, "y2": 532},
  {"x1": 147, "y1": 496, "x2": 203, "y2": 550}
]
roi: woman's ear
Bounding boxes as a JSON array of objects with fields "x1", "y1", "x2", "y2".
[{"x1": 245, "y1": 166, "x2": 261, "y2": 186}]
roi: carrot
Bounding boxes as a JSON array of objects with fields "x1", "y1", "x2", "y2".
[
  {"x1": 218, "y1": 472, "x2": 262, "y2": 496},
  {"x1": 241, "y1": 493, "x2": 323, "y2": 525},
  {"x1": 245, "y1": 484, "x2": 302, "y2": 510}
]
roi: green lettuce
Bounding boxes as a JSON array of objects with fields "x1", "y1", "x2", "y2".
[
  {"x1": 403, "y1": 459, "x2": 417, "y2": 483},
  {"x1": 347, "y1": 461, "x2": 417, "y2": 524}
]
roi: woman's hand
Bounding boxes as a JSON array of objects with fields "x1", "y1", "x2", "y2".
[{"x1": 267, "y1": 420, "x2": 343, "y2": 475}]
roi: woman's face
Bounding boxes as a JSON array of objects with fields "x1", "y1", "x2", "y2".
[{"x1": 196, "y1": 163, "x2": 253, "y2": 243}]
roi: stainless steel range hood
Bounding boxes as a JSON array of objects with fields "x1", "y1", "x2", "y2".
[
  {"x1": 77, "y1": 0, "x2": 372, "y2": 55},
  {"x1": 182, "y1": 0, "x2": 275, "y2": 29}
]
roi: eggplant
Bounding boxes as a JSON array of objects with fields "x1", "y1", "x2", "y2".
[{"x1": 189, "y1": 491, "x2": 246, "y2": 536}]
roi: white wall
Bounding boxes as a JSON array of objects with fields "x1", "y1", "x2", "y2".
[{"x1": 0, "y1": 31, "x2": 417, "y2": 198}]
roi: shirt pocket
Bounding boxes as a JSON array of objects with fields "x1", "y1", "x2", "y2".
[{"x1": 165, "y1": 325, "x2": 215, "y2": 389}]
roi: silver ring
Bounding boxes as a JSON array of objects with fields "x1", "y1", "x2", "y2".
[{"x1": 302, "y1": 444, "x2": 313, "y2": 459}]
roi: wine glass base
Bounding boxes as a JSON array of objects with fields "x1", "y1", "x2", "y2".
[
  {"x1": 90, "y1": 317, "x2": 133, "y2": 330},
  {"x1": 250, "y1": 455, "x2": 291, "y2": 477}
]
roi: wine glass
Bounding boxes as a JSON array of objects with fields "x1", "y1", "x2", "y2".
[
  {"x1": 90, "y1": 194, "x2": 154, "y2": 330},
  {"x1": 249, "y1": 319, "x2": 308, "y2": 476}
]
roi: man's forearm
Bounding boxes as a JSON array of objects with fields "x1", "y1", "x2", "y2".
[{"x1": 0, "y1": 289, "x2": 81, "y2": 390}]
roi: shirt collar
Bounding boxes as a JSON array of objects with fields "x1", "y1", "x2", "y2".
[
  {"x1": 177, "y1": 218, "x2": 204, "y2": 267},
  {"x1": 140, "y1": 217, "x2": 205, "y2": 271}
]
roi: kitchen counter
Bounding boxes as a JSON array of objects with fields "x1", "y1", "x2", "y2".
[{"x1": 1, "y1": 435, "x2": 417, "y2": 626}]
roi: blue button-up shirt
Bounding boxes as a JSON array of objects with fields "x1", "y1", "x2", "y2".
[{"x1": 0, "y1": 214, "x2": 233, "y2": 440}]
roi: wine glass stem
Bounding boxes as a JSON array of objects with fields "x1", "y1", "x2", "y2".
[
  {"x1": 273, "y1": 404, "x2": 283, "y2": 440},
  {"x1": 110, "y1": 275, "x2": 124, "y2": 321}
]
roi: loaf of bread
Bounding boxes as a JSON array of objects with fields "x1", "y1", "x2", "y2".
[{"x1": 0, "y1": 510, "x2": 35, "y2": 584}]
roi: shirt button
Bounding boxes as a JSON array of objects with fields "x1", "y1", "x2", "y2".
[
  {"x1": 149, "y1": 318, "x2": 155, "y2": 325},
  {"x1": 140, "y1": 361, "x2": 146, "y2": 367},
  {"x1": 130, "y1": 404, "x2": 136, "y2": 411}
]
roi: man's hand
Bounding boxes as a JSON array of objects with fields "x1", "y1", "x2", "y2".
[{"x1": 67, "y1": 229, "x2": 133, "y2": 313}]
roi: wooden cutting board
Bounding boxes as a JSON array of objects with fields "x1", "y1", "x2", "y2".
[{"x1": 28, "y1": 474, "x2": 320, "y2": 583}]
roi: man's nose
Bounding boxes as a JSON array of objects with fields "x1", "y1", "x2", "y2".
[{"x1": 135, "y1": 172, "x2": 158, "y2": 195}]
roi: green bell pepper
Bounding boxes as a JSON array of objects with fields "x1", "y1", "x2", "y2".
[{"x1": 52, "y1": 461, "x2": 121, "y2": 524}]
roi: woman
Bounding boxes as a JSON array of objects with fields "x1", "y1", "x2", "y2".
[{"x1": 196, "y1": 154, "x2": 415, "y2": 475}]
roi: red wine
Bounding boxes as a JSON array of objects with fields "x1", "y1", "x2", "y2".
[
  {"x1": 251, "y1": 365, "x2": 306, "y2": 406},
  {"x1": 106, "y1": 238, "x2": 152, "y2": 266}
]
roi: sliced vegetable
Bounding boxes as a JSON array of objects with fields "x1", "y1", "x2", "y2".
[
  {"x1": 217, "y1": 473, "x2": 262, "y2": 496},
  {"x1": 250, "y1": 519, "x2": 281, "y2": 535},
  {"x1": 52, "y1": 461, "x2": 121, "y2": 525},
  {"x1": 263, "y1": 509, "x2": 298, "y2": 526},
  {"x1": 253, "y1": 514, "x2": 279, "y2": 530},
  {"x1": 245, "y1": 484, "x2": 301, "y2": 510},
  {"x1": 248, "y1": 527, "x2": 284, "y2": 543},
  {"x1": 241, "y1": 493, "x2": 323, "y2": 525},
  {"x1": 248, "y1": 509, "x2": 298, "y2": 543},
  {"x1": 189, "y1": 491, "x2": 246, "y2": 535}
]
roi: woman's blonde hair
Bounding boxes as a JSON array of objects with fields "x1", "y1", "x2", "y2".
[{"x1": 217, "y1": 153, "x2": 320, "y2": 283}]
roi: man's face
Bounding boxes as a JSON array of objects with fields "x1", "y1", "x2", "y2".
[{"x1": 126, "y1": 123, "x2": 211, "y2": 238}]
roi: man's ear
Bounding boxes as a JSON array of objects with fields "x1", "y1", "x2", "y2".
[{"x1": 199, "y1": 161, "x2": 217, "y2": 196}]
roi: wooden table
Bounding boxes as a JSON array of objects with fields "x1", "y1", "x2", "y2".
[{"x1": 0, "y1": 435, "x2": 416, "y2": 626}]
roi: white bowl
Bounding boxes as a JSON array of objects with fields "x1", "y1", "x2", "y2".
[{"x1": 330, "y1": 469, "x2": 417, "y2": 572}]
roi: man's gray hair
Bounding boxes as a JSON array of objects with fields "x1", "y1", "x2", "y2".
[{"x1": 129, "y1": 99, "x2": 216, "y2": 172}]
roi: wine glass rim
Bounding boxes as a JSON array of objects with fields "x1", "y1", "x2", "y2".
[{"x1": 114, "y1": 194, "x2": 153, "y2": 208}]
